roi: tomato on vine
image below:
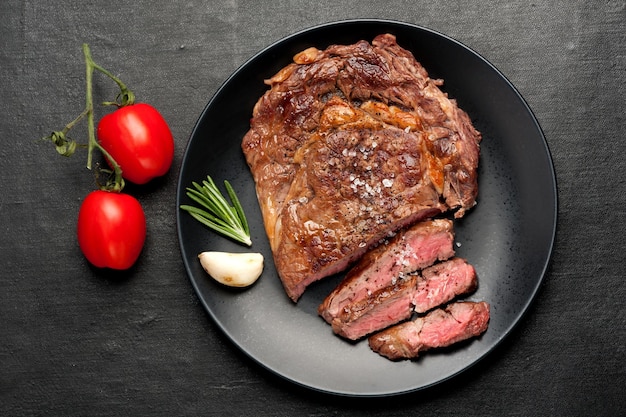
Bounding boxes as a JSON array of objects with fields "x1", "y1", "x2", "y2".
[
  {"x1": 77, "y1": 190, "x2": 146, "y2": 270},
  {"x1": 43, "y1": 43, "x2": 171, "y2": 270},
  {"x1": 97, "y1": 103, "x2": 174, "y2": 184}
]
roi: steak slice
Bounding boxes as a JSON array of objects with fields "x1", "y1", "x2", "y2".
[
  {"x1": 331, "y1": 258, "x2": 478, "y2": 340},
  {"x1": 331, "y1": 274, "x2": 418, "y2": 341},
  {"x1": 413, "y1": 257, "x2": 478, "y2": 313},
  {"x1": 368, "y1": 301, "x2": 490, "y2": 360},
  {"x1": 242, "y1": 34, "x2": 481, "y2": 301},
  {"x1": 319, "y1": 219, "x2": 455, "y2": 323}
]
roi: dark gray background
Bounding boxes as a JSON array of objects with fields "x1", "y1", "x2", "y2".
[{"x1": 1, "y1": 1, "x2": 624, "y2": 415}]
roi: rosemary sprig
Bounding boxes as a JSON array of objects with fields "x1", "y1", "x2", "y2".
[{"x1": 180, "y1": 176, "x2": 251, "y2": 246}]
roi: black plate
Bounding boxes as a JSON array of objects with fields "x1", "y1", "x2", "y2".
[{"x1": 176, "y1": 20, "x2": 557, "y2": 397}]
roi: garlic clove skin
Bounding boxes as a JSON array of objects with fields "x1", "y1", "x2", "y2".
[{"x1": 198, "y1": 251, "x2": 264, "y2": 288}]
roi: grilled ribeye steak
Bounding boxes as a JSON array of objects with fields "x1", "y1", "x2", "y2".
[
  {"x1": 368, "y1": 301, "x2": 490, "y2": 360},
  {"x1": 330, "y1": 257, "x2": 478, "y2": 340},
  {"x1": 319, "y1": 218, "x2": 455, "y2": 323},
  {"x1": 242, "y1": 34, "x2": 481, "y2": 301}
]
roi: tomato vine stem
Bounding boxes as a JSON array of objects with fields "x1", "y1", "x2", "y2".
[
  {"x1": 44, "y1": 43, "x2": 136, "y2": 192},
  {"x1": 85, "y1": 44, "x2": 135, "y2": 108},
  {"x1": 83, "y1": 43, "x2": 129, "y2": 192}
]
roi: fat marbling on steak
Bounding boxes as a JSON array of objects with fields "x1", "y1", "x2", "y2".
[{"x1": 242, "y1": 34, "x2": 481, "y2": 301}]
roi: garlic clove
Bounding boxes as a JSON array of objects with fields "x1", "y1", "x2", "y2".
[{"x1": 198, "y1": 251, "x2": 264, "y2": 288}]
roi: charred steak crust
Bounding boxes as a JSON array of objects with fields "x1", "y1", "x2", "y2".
[
  {"x1": 368, "y1": 301, "x2": 490, "y2": 360},
  {"x1": 242, "y1": 34, "x2": 481, "y2": 301}
]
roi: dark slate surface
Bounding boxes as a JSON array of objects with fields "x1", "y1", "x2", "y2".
[{"x1": 1, "y1": 1, "x2": 624, "y2": 415}]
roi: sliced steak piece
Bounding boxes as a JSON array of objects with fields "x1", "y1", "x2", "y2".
[
  {"x1": 368, "y1": 301, "x2": 490, "y2": 360},
  {"x1": 319, "y1": 219, "x2": 455, "y2": 323},
  {"x1": 242, "y1": 34, "x2": 481, "y2": 301},
  {"x1": 331, "y1": 274, "x2": 418, "y2": 340},
  {"x1": 330, "y1": 258, "x2": 478, "y2": 340},
  {"x1": 412, "y1": 257, "x2": 478, "y2": 313}
]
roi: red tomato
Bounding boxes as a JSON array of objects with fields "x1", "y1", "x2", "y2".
[
  {"x1": 97, "y1": 103, "x2": 174, "y2": 184},
  {"x1": 77, "y1": 190, "x2": 146, "y2": 270}
]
